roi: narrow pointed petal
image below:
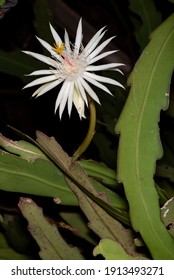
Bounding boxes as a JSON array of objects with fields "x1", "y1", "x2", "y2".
[
  {"x1": 73, "y1": 88, "x2": 85, "y2": 119},
  {"x1": 49, "y1": 23, "x2": 62, "y2": 44},
  {"x1": 36, "y1": 38, "x2": 62, "y2": 62},
  {"x1": 88, "y1": 50, "x2": 117, "y2": 64},
  {"x1": 54, "y1": 81, "x2": 68, "y2": 112},
  {"x1": 74, "y1": 18, "x2": 83, "y2": 54},
  {"x1": 26, "y1": 69, "x2": 57, "y2": 76},
  {"x1": 84, "y1": 26, "x2": 106, "y2": 53},
  {"x1": 22, "y1": 51, "x2": 56, "y2": 67},
  {"x1": 32, "y1": 79, "x2": 63, "y2": 98},
  {"x1": 84, "y1": 30, "x2": 107, "y2": 58},
  {"x1": 59, "y1": 82, "x2": 71, "y2": 118},
  {"x1": 75, "y1": 79, "x2": 88, "y2": 106},
  {"x1": 112, "y1": 68, "x2": 124, "y2": 75},
  {"x1": 79, "y1": 77, "x2": 100, "y2": 104},
  {"x1": 23, "y1": 75, "x2": 57, "y2": 89},
  {"x1": 67, "y1": 82, "x2": 74, "y2": 117},
  {"x1": 84, "y1": 71, "x2": 124, "y2": 88},
  {"x1": 36, "y1": 36, "x2": 56, "y2": 56},
  {"x1": 88, "y1": 36, "x2": 115, "y2": 61},
  {"x1": 86, "y1": 63, "x2": 124, "y2": 71},
  {"x1": 64, "y1": 29, "x2": 71, "y2": 51},
  {"x1": 83, "y1": 73, "x2": 112, "y2": 95},
  {"x1": 31, "y1": 84, "x2": 47, "y2": 98}
]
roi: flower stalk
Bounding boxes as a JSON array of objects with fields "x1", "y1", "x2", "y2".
[{"x1": 73, "y1": 96, "x2": 96, "y2": 161}]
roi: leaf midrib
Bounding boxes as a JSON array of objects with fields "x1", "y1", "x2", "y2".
[{"x1": 0, "y1": 165, "x2": 70, "y2": 194}]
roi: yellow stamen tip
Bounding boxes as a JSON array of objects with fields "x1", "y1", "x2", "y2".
[{"x1": 52, "y1": 42, "x2": 64, "y2": 55}]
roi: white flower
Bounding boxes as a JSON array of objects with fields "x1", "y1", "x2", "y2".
[{"x1": 23, "y1": 18, "x2": 124, "y2": 119}]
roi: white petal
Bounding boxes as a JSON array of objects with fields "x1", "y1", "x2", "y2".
[
  {"x1": 86, "y1": 63, "x2": 124, "y2": 71},
  {"x1": 32, "y1": 79, "x2": 63, "y2": 97},
  {"x1": 84, "y1": 30, "x2": 107, "y2": 58},
  {"x1": 22, "y1": 51, "x2": 56, "y2": 67},
  {"x1": 78, "y1": 77, "x2": 100, "y2": 104},
  {"x1": 49, "y1": 23, "x2": 62, "y2": 44},
  {"x1": 64, "y1": 29, "x2": 71, "y2": 51},
  {"x1": 67, "y1": 82, "x2": 74, "y2": 116},
  {"x1": 59, "y1": 82, "x2": 71, "y2": 118},
  {"x1": 88, "y1": 36, "x2": 115, "y2": 61},
  {"x1": 84, "y1": 71, "x2": 124, "y2": 88},
  {"x1": 26, "y1": 69, "x2": 57, "y2": 76},
  {"x1": 84, "y1": 26, "x2": 106, "y2": 54},
  {"x1": 36, "y1": 36, "x2": 55, "y2": 56},
  {"x1": 23, "y1": 75, "x2": 57, "y2": 89},
  {"x1": 31, "y1": 84, "x2": 47, "y2": 98},
  {"x1": 73, "y1": 88, "x2": 85, "y2": 119},
  {"x1": 83, "y1": 73, "x2": 112, "y2": 95},
  {"x1": 75, "y1": 79, "x2": 88, "y2": 106},
  {"x1": 112, "y1": 68, "x2": 124, "y2": 75},
  {"x1": 88, "y1": 50, "x2": 117, "y2": 64},
  {"x1": 74, "y1": 18, "x2": 83, "y2": 54},
  {"x1": 54, "y1": 81, "x2": 68, "y2": 112}
]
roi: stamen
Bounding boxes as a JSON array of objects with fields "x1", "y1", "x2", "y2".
[
  {"x1": 52, "y1": 42, "x2": 73, "y2": 66},
  {"x1": 52, "y1": 42, "x2": 64, "y2": 55}
]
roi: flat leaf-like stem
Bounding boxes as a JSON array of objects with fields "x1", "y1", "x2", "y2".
[
  {"x1": 93, "y1": 238, "x2": 136, "y2": 260},
  {"x1": 0, "y1": 131, "x2": 78, "y2": 205},
  {"x1": 1, "y1": 128, "x2": 129, "y2": 219},
  {"x1": 116, "y1": 14, "x2": 174, "y2": 259},
  {"x1": 36, "y1": 131, "x2": 130, "y2": 225},
  {"x1": 18, "y1": 197, "x2": 84, "y2": 260},
  {"x1": 129, "y1": 0, "x2": 161, "y2": 49},
  {"x1": 36, "y1": 132, "x2": 146, "y2": 258}
]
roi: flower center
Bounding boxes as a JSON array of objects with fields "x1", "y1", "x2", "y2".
[{"x1": 53, "y1": 42, "x2": 87, "y2": 81}]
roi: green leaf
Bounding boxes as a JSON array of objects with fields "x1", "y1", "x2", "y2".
[
  {"x1": 79, "y1": 159, "x2": 119, "y2": 188},
  {"x1": 0, "y1": 133, "x2": 78, "y2": 205},
  {"x1": 66, "y1": 175, "x2": 144, "y2": 259},
  {"x1": 0, "y1": 0, "x2": 5, "y2": 5},
  {"x1": 18, "y1": 197, "x2": 84, "y2": 260},
  {"x1": 36, "y1": 131, "x2": 130, "y2": 225},
  {"x1": 0, "y1": 129, "x2": 128, "y2": 216},
  {"x1": 0, "y1": 150, "x2": 78, "y2": 205},
  {"x1": 0, "y1": 133, "x2": 47, "y2": 162},
  {"x1": 79, "y1": 160, "x2": 128, "y2": 211},
  {"x1": 129, "y1": 0, "x2": 162, "y2": 50},
  {"x1": 116, "y1": 14, "x2": 174, "y2": 259},
  {"x1": 0, "y1": 132, "x2": 128, "y2": 214},
  {"x1": 91, "y1": 178, "x2": 128, "y2": 211},
  {"x1": 36, "y1": 131, "x2": 145, "y2": 258},
  {"x1": 93, "y1": 238, "x2": 136, "y2": 260}
]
